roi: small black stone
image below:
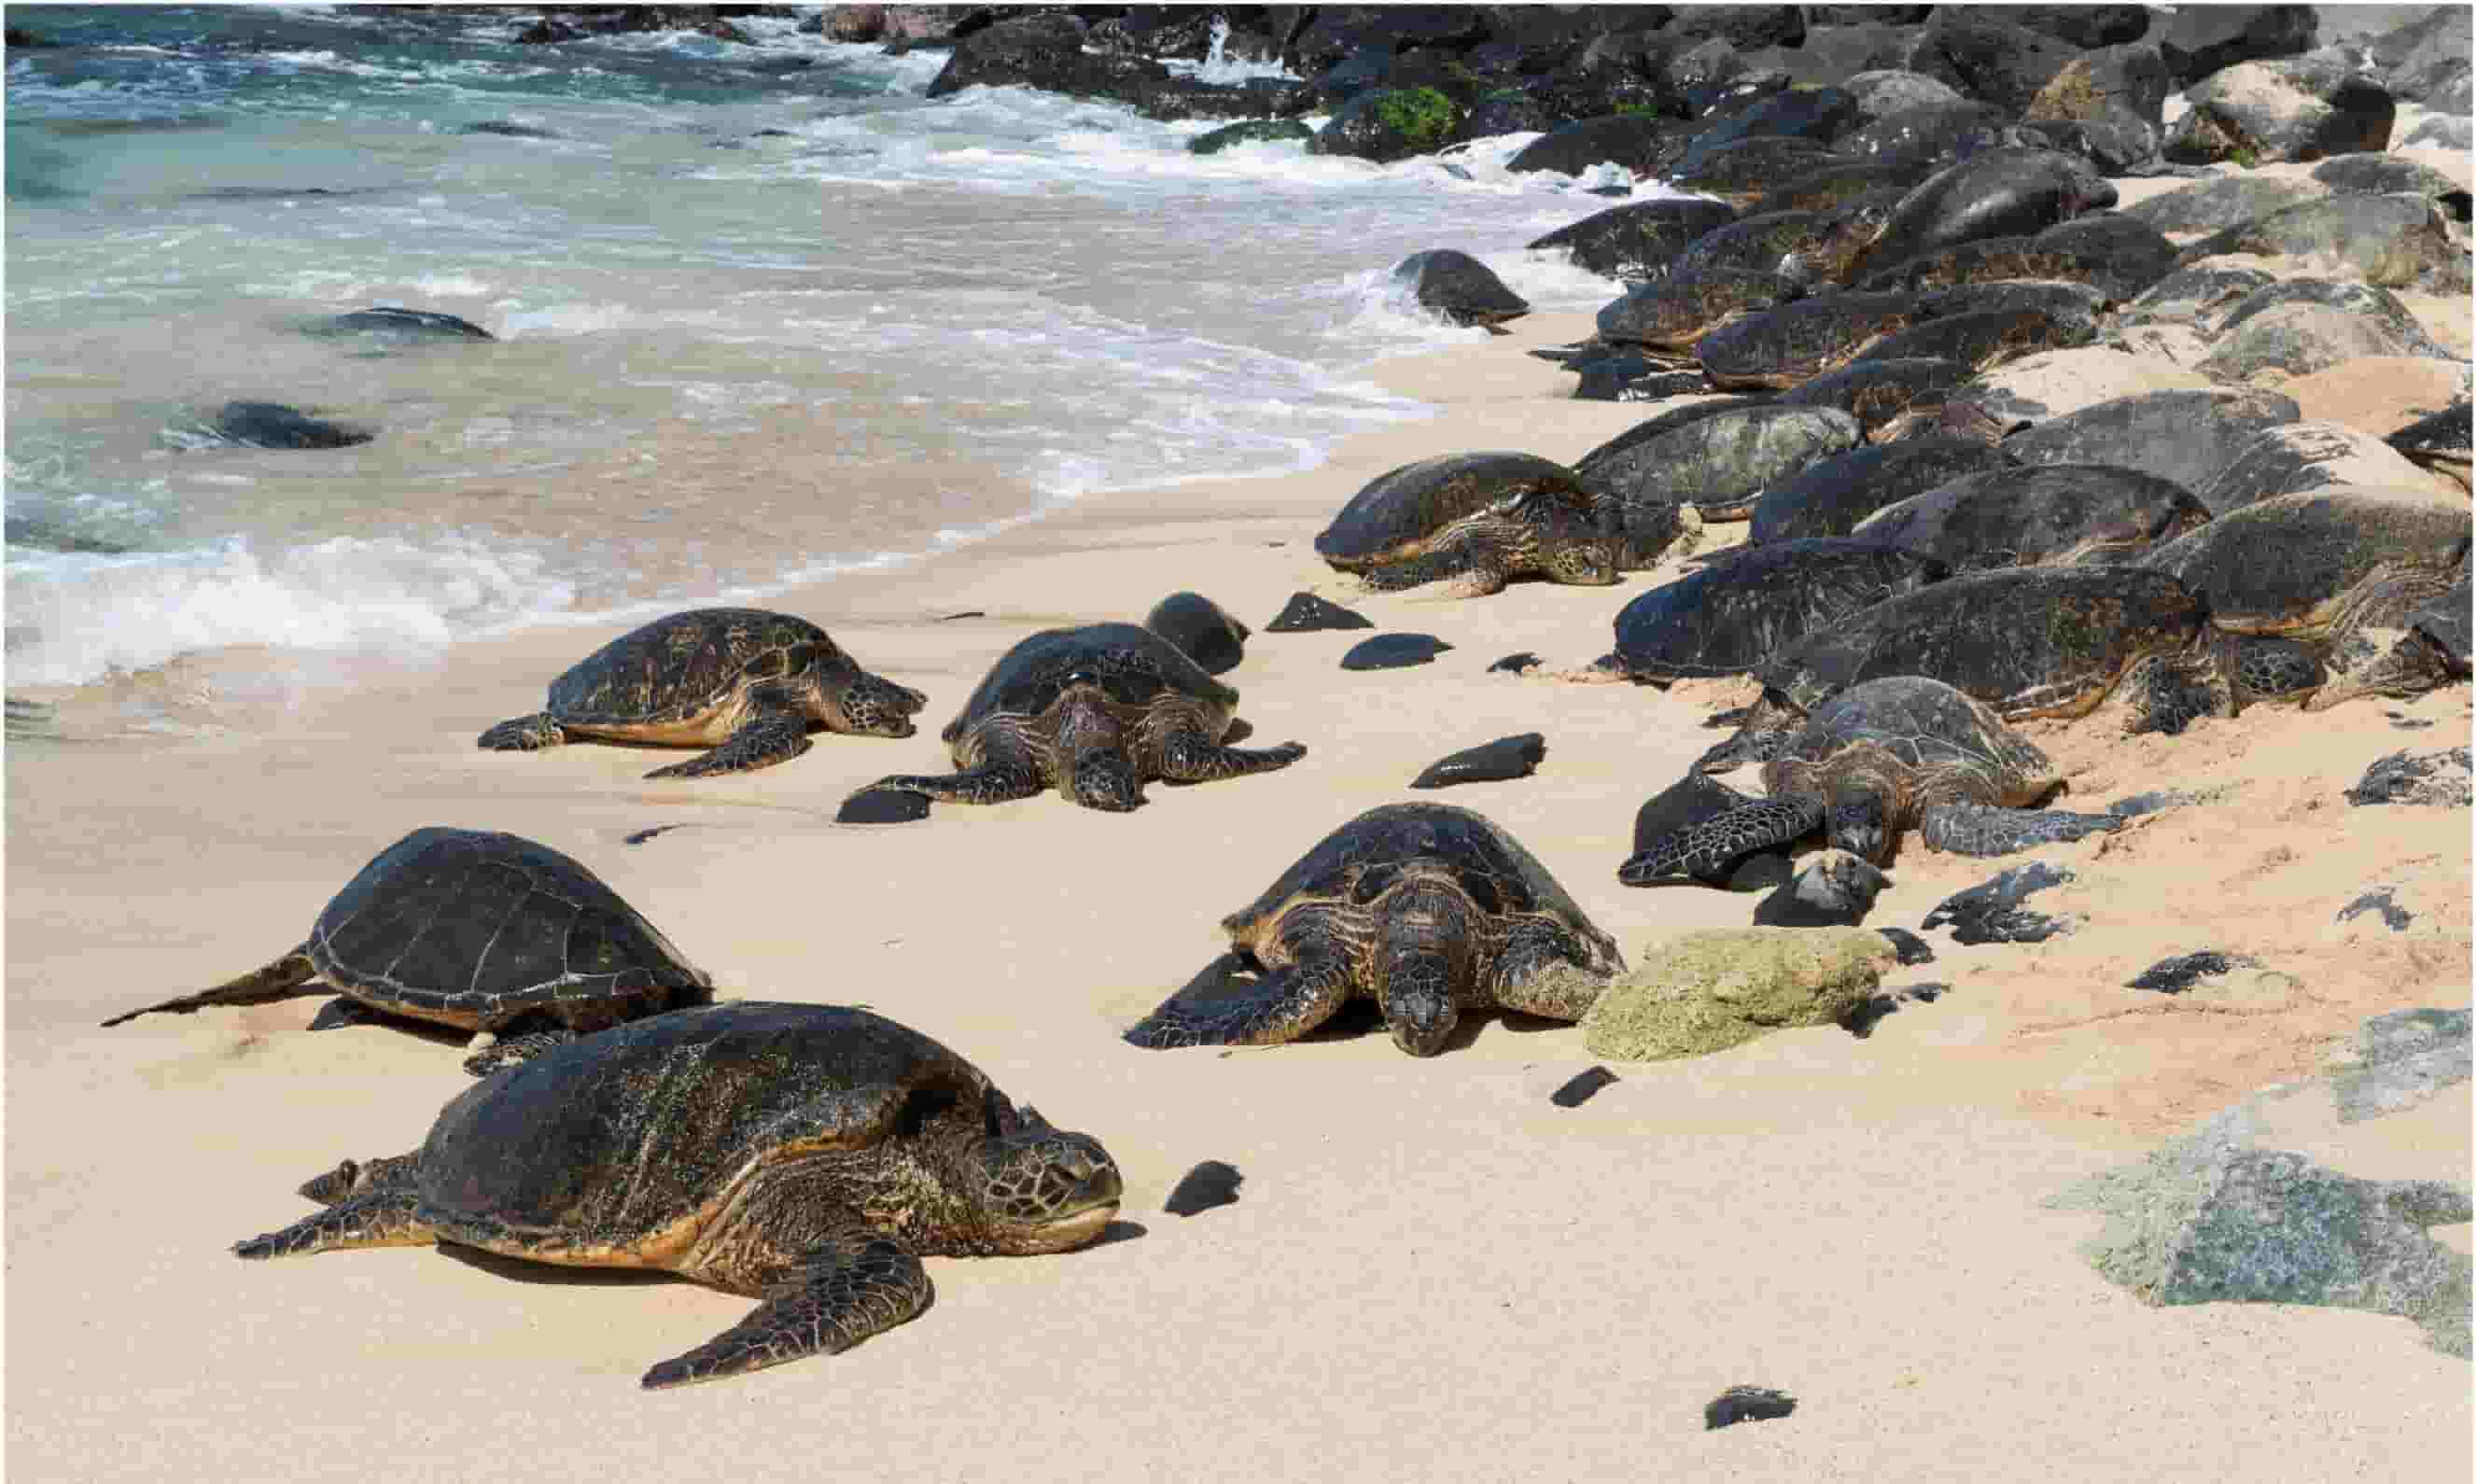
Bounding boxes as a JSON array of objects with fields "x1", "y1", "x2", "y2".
[
  {"x1": 932, "y1": 609, "x2": 985, "y2": 623},
  {"x1": 1877, "y1": 927, "x2": 1936, "y2": 965},
  {"x1": 2128, "y1": 950, "x2": 2258, "y2": 993},
  {"x1": 1550, "y1": 1066, "x2": 1619, "y2": 1107},
  {"x1": 2336, "y1": 889, "x2": 2415, "y2": 931},
  {"x1": 2387, "y1": 710, "x2": 2438, "y2": 730},
  {"x1": 1266, "y1": 592, "x2": 1374, "y2": 632},
  {"x1": 1340, "y1": 633, "x2": 1453, "y2": 671},
  {"x1": 835, "y1": 789, "x2": 931, "y2": 824},
  {"x1": 1704, "y1": 1385, "x2": 1797, "y2": 1430},
  {"x1": 1409, "y1": 733, "x2": 1545, "y2": 789},
  {"x1": 1162, "y1": 1160, "x2": 1244, "y2": 1217},
  {"x1": 1921, "y1": 861, "x2": 2077, "y2": 945},
  {"x1": 622, "y1": 825, "x2": 685, "y2": 846},
  {"x1": 2345, "y1": 747, "x2": 2473, "y2": 807},
  {"x1": 1489, "y1": 651, "x2": 1543, "y2": 675}
]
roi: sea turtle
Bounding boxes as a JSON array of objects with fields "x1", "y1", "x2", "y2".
[
  {"x1": 854, "y1": 623, "x2": 1303, "y2": 812},
  {"x1": 1745, "y1": 159, "x2": 1935, "y2": 217},
  {"x1": 1747, "y1": 434, "x2": 2017, "y2": 544},
  {"x1": 1839, "y1": 147, "x2": 2118, "y2": 286},
  {"x1": 1621, "y1": 676, "x2": 2120, "y2": 884},
  {"x1": 1574, "y1": 402, "x2": 1865, "y2": 522},
  {"x1": 2311, "y1": 575, "x2": 2475, "y2": 711},
  {"x1": 2387, "y1": 398, "x2": 2471, "y2": 490},
  {"x1": 1123, "y1": 803, "x2": 1624, "y2": 1057},
  {"x1": 478, "y1": 609, "x2": 927, "y2": 779},
  {"x1": 1311, "y1": 451, "x2": 1633, "y2": 596},
  {"x1": 1667, "y1": 137, "x2": 1850, "y2": 209},
  {"x1": 1592, "y1": 267, "x2": 1801, "y2": 357},
  {"x1": 1575, "y1": 539, "x2": 1948, "y2": 685},
  {"x1": 1774, "y1": 356, "x2": 1975, "y2": 437},
  {"x1": 232, "y1": 1002, "x2": 1123, "y2": 1389},
  {"x1": 1849, "y1": 306, "x2": 2091, "y2": 372},
  {"x1": 2138, "y1": 488, "x2": 2470, "y2": 647},
  {"x1": 1392, "y1": 248, "x2": 1530, "y2": 333},
  {"x1": 1526, "y1": 197, "x2": 1741, "y2": 280},
  {"x1": 1848, "y1": 464, "x2": 2213, "y2": 572},
  {"x1": 1695, "y1": 292, "x2": 1922, "y2": 390},
  {"x1": 100, "y1": 827, "x2": 711, "y2": 1071},
  {"x1": 1672, "y1": 204, "x2": 1894, "y2": 287}
]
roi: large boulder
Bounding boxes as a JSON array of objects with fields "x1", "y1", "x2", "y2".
[
  {"x1": 1310, "y1": 86, "x2": 1462, "y2": 163},
  {"x1": 2164, "y1": 56, "x2": 2398, "y2": 164},
  {"x1": 2017, "y1": 7, "x2": 2151, "y2": 49},
  {"x1": 1580, "y1": 927, "x2": 1897, "y2": 1061},
  {"x1": 2152, "y1": 4, "x2": 2320, "y2": 88},
  {"x1": 1900, "y1": 12, "x2": 2080, "y2": 113}
]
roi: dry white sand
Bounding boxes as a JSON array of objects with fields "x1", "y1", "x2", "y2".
[{"x1": 8, "y1": 296, "x2": 2470, "y2": 1479}]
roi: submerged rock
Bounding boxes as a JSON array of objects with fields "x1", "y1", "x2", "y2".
[{"x1": 203, "y1": 400, "x2": 372, "y2": 450}]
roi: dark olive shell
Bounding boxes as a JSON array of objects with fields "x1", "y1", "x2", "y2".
[
  {"x1": 1784, "y1": 676, "x2": 2051, "y2": 791},
  {"x1": 1221, "y1": 803, "x2": 1607, "y2": 950},
  {"x1": 2138, "y1": 489, "x2": 2472, "y2": 637},
  {"x1": 1756, "y1": 567, "x2": 2207, "y2": 715},
  {"x1": 1696, "y1": 292, "x2": 1921, "y2": 388},
  {"x1": 548, "y1": 609, "x2": 846, "y2": 728},
  {"x1": 1392, "y1": 249, "x2": 1529, "y2": 328},
  {"x1": 416, "y1": 1003, "x2": 991, "y2": 1244},
  {"x1": 1750, "y1": 435, "x2": 2018, "y2": 544},
  {"x1": 1610, "y1": 539, "x2": 1950, "y2": 681},
  {"x1": 308, "y1": 827, "x2": 711, "y2": 1020},
  {"x1": 1595, "y1": 269, "x2": 1800, "y2": 351},
  {"x1": 1775, "y1": 356, "x2": 1973, "y2": 437},
  {"x1": 1578, "y1": 403, "x2": 1863, "y2": 513},
  {"x1": 1851, "y1": 464, "x2": 2212, "y2": 572},
  {"x1": 1313, "y1": 452, "x2": 1593, "y2": 565},
  {"x1": 2411, "y1": 577, "x2": 2473, "y2": 664},
  {"x1": 1843, "y1": 147, "x2": 2116, "y2": 285},
  {"x1": 944, "y1": 623, "x2": 1236, "y2": 742}
]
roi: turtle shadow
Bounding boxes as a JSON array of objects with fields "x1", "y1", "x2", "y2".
[
  {"x1": 1084, "y1": 1220, "x2": 1149, "y2": 1249},
  {"x1": 433, "y1": 1242, "x2": 688, "y2": 1289}
]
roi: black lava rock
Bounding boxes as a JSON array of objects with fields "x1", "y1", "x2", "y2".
[
  {"x1": 1877, "y1": 927, "x2": 1937, "y2": 965},
  {"x1": 1705, "y1": 1385, "x2": 1798, "y2": 1430},
  {"x1": 1550, "y1": 1065, "x2": 1620, "y2": 1108},
  {"x1": 1921, "y1": 861, "x2": 2077, "y2": 945},
  {"x1": 835, "y1": 789, "x2": 932, "y2": 824},
  {"x1": 2128, "y1": 950, "x2": 2260, "y2": 993},
  {"x1": 2335, "y1": 889, "x2": 2414, "y2": 932},
  {"x1": 308, "y1": 306, "x2": 495, "y2": 343},
  {"x1": 1488, "y1": 651, "x2": 1543, "y2": 675},
  {"x1": 1144, "y1": 591, "x2": 1250, "y2": 675},
  {"x1": 1409, "y1": 733, "x2": 1545, "y2": 790},
  {"x1": 1266, "y1": 592, "x2": 1375, "y2": 632},
  {"x1": 206, "y1": 400, "x2": 372, "y2": 450},
  {"x1": 1340, "y1": 633, "x2": 1453, "y2": 671},
  {"x1": 1162, "y1": 1160, "x2": 1244, "y2": 1216},
  {"x1": 2344, "y1": 748, "x2": 2472, "y2": 808}
]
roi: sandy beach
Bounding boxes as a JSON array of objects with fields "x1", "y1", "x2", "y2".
[{"x1": 8, "y1": 273, "x2": 2471, "y2": 1480}]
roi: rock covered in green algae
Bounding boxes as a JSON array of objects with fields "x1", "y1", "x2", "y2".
[{"x1": 1580, "y1": 927, "x2": 1897, "y2": 1061}]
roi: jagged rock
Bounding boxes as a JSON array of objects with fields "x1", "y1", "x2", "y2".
[
  {"x1": 2165, "y1": 56, "x2": 2398, "y2": 165},
  {"x1": 2128, "y1": 951, "x2": 2263, "y2": 993},
  {"x1": 1751, "y1": 848, "x2": 1891, "y2": 928},
  {"x1": 1581, "y1": 927, "x2": 1897, "y2": 1061},
  {"x1": 1920, "y1": 861, "x2": 2077, "y2": 945},
  {"x1": 1143, "y1": 591, "x2": 1250, "y2": 676},
  {"x1": 1704, "y1": 1385, "x2": 1798, "y2": 1430},
  {"x1": 2344, "y1": 747, "x2": 2473, "y2": 808},
  {"x1": 1407, "y1": 733, "x2": 1545, "y2": 790},
  {"x1": 1266, "y1": 592, "x2": 1373, "y2": 633},
  {"x1": 2329, "y1": 1008, "x2": 2472, "y2": 1126}
]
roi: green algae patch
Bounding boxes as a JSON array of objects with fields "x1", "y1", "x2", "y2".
[
  {"x1": 1581, "y1": 927, "x2": 1896, "y2": 1061},
  {"x1": 1372, "y1": 87, "x2": 1459, "y2": 154}
]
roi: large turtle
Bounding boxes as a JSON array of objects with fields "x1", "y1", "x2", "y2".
[
  {"x1": 1124, "y1": 803, "x2": 1624, "y2": 1057},
  {"x1": 232, "y1": 1002, "x2": 1123, "y2": 1389},
  {"x1": 1695, "y1": 292, "x2": 1923, "y2": 390},
  {"x1": 2139, "y1": 487, "x2": 2472, "y2": 645},
  {"x1": 1575, "y1": 403, "x2": 1865, "y2": 523},
  {"x1": 479, "y1": 609, "x2": 926, "y2": 780},
  {"x1": 1848, "y1": 464, "x2": 2213, "y2": 572},
  {"x1": 1592, "y1": 267, "x2": 1801, "y2": 357},
  {"x1": 1837, "y1": 147, "x2": 2118, "y2": 287},
  {"x1": 1747, "y1": 433, "x2": 2016, "y2": 544},
  {"x1": 1622, "y1": 676, "x2": 2120, "y2": 885},
  {"x1": 2311, "y1": 574, "x2": 2475, "y2": 711},
  {"x1": 1311, "y1": 451, "x2": 1637, "y2": 597},
  {"x1": 1574, "y1": 539, "x2": 1948, "y2": 684},
  {"x1": 855, "y1": 623, "x2": 1304, "y2": 812},
  {"x1": 100, "y1": 828, "x2": 711, "y2": 1071}
]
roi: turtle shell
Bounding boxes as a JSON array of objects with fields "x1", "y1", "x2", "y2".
[
  {"x1": 1850, "y1": 464, "x2": 2212, "y2": 572},
  {"x1": 547, "y1": 609, "x2": 849, "y2": 729},
  {"x1": 1610, "y1": 539, "x2": 1949, "y2": 681},
  {"x1": 1781, "y1": 676, "x2": 2054, "y2": 796},
  {"x1": 1313, "y1": 453, "x2": 1596, "y2": 567},
  {"x1": 944, "y1": 622, "x2": 1236, "y2": 744},
  {"x1": 1221, "y1": 803, "x2": 1610, "y2": 953},
  {"x1": 413, "y1": 1003, "x2": 995, "y2": 1252},
  {"x1": 2138, "y1": 488, "x2": 2472, "y2": 637},
  {"x1": 1749, "y1": 435, "x2": 2017, "y2": 544},
  {"x1": 1593, "y1": 268, "x2": 1799, "y2": 351},
  {"x1": 1696, "y1": 292, "x2": 1922, "y2": 389},
  {"x1": 308, "y1": 828, "x2": 710, "y2": 1028},
  {"x1": 1756, "y1": 567, "x2": 2207, "y2": 717},
  {"x1": 2411, "y1": 577, "x2": 2473, "y2": 665},
  {"x1": 1844, "y1": 147, "x2": 2116, "y2": 285}
]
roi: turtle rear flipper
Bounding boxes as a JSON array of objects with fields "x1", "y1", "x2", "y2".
[
  {"x1": 100, "y1": 950, "x2": 322, "y2": 1029},
  {"x1": 1917, "y1": 800, "x2": 2119, "y2": 857},
  {"x1": 1618, "y1": 798, "x2": 1822, "y2": 886},
  {"x1": 233, "y1": 1175, "x2": 435, "y2": 1259},
  {"x1": 477, "y1": 712, "x2": 567, "y2": 751},
  {"x1": 1124, "y1": 940, "x2": 1354, "y2": 1050},
  {"x1": 645, "y1": 707, "x2": 813, "y2": 780},
  {"x1": 640, "y1": 1232, "x2": 931, "y2": 1390}
]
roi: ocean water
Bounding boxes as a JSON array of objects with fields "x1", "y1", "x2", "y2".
[{"x1": 5, "y1": 5, "x2": 1676, "y2": 691}]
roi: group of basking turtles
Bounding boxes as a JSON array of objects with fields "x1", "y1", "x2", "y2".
[{"x1": 103, "y1": 137, "x2": 2474, "y2": 1392}]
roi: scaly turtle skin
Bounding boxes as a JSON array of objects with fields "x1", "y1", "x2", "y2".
[
  {"x1": 1125, "y1": 803, "x2": 1624, "y2": 1057},
  {"x1": 479, "y1": 609, "x2": 927, "y2": 780},
  {"x1": 233, "y1": 1002, "x2": 1123, "y2": 1390},
  {"x1": 1312, "y1": 451, "x2": 1630, "y2": 597},
  {"x1": 2385, "y1": 397, "x2": 2471, "y2": 489},
  {"x1": 1624, "y1": 677, "x2": 2119, "y2": 884},
  {"x1": 101, "y1": 828, "x2": 711, "y2": 1071},
  {"x1": 855, "y1": 623, "x2": 1303, "y2": 812},
  {"x1": 1695, "y1": 292, "x2": 1922, "y2": 390},
  {"x1": 1849, "y1": 464, "x2": 2213, "y2": 572},
  {"x1": 1585, "y1": 538, "x2": 1948, "y2": 684}
]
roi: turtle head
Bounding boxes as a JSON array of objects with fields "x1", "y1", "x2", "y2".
[
  {"x1": 1544, "y1": 525, "x2": 1626, "y2": 587},
  {"x1": 1824, "y1": 782, "x2": 1894, "y2": 865},
  {"x1": 826, "y1": 670, "x2": 929, "y2": 739},
  {"x1": 971, "y1": 1099, "x2": 1123, "y2": 1254}
]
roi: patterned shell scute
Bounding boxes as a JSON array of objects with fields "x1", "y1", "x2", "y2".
[
  {"x1": 416, "y1": 1003, "x2": 991, "y2": 1244},
  {"x1": 307, "y1": 828, "x2": 708, "y2": 1012},
  {"x1": 1790, "y1": 677, "x2": 2049, "y2": 790},
  {"x1": 944, "y1": 623, "x2": 1238, "y2": 743},
  {"x1": 1697, "y1": 292, "x2": 1918, "y2": 382},
  {"x1": 1612, "y1": 539, "x2": 1949, "y2": 679},
  {"x1": 1314, "y1": 453, "x2": 1591, "y2": 564},
  {"x1": 1221, "y1": 803, "x2": 1596, "y2": 943},
  {"x1": 547, "y1": 609, "x2": 845, "y2": 727}
]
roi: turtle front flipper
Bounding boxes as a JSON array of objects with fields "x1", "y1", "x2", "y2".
[
  {"x1": 1124, "y1": 937, "x2": 1356, "y2": 1050},
  {"x1": 1156, "y1": 727, "x2": 1308, "y2": 786},
  {"x1": 2303, "y1": 626, "x2": 2457, "y2": 714},
  {"x1": 233, "y1": 1166, "x2": 435, "y2": 1259},
  {"x1": 1490, "y1": 919, "x2": 1618, "y2": 1022},
  {"x1": 477, "y1": 711, "x2": 567, "y2": 751},
  {"x1": 99, "y1": 950, "x2": 323, "y2": 1029},
  {"x1": 640, "y1": 1232, "x2": 931, "y2": 1390},
  {"x1": 1917, "y1": 800, "x2": 2120, "y2": 857},
  {"x1": 645, "y1": 709, "x2": 813, "y2": 780},
  {"x1": 858, "y1": 759, "x2": 1044, "y2": 807},
  {"x1": 1617, "y1": 798, "x2": 1823, "y2": 886}
]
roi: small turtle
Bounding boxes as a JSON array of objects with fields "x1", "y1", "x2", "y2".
[
  {"x1": 1579, "y1": 539, "x2": 1948, "y2": 685},
  {"x1": 1695, "y1": 292, "x2": 1922, "y2": 390},
  {"x1": 1124, "y1": 803, "x2": 1625, "y2": 1056},
  {"x1": 1849, "y1": 464, "x2": 2213, "y2": 572},
  {"x1": 100, "y1": 827, "x2": 711, "y2": 1071},
  {"x1": 1593, "y1": 267, "x2": 1801, "y2": 356},
  {"x1": 1392, "y1": 248, "x2": 1529, "y2": 333},
  {"x1": 479, "y1": 609, "x2": 927, "y2": 779},
  {"x1": 1622, "y1": 676, "x2": 2119, "y2": 883},
  {"x1": 855, "y1": 623, "x2": 1303, "y2": 812},
  {"x1": 233, "y1": 1002, "x2": 1123, "y2": 1389},
  {"x1": 1312, "y1": 451, "x2": 1632, "y2": 597}
]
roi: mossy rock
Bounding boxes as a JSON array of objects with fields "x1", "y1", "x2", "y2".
[
  {"x1": 1312, "y1": 86, "x2": 1463, "y2": 164},
  {"x1": 1581, "y1": 927, "x2": 1896, "y2": 1061},
  {"x1": 1189, "y1": 119, "x2": 1316, "y2": 156}
]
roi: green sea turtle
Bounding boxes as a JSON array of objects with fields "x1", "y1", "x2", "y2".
[
  {"x1": 233, "y1": 1002, "x2": 1123, "y2": 1389},
  {"x1": 1392, "y1": 248, "x2": 1530, "y2": 333},
  {"x1": 1311, "y1": 451, "x2": 1635, "y2": 596},
  {"x1": 1747, "y1": 435, "x2": 2017, "y2": 544},
  {"x1": 1578, "y1": 539, "x2": 1949, "y2": 685},
  {"x1": 1695, "y1": 292, "x2": 1922, "y2": 390},
  {"x1": 1574, "y1": 402, "x2": 1865, "y2": 522},
  {"x1": 1838, "y1": 147, "x2": 2117, "y2": 287},
  {"x1": 1774, "y1": 356, "x2": 1974, "y2": 437},
  {"x1": 1668, "y1": 136, "x2": 1850, "y2": 209},
  {"x1": 1672, "y1": 204, "x2": 1895, "y2": 287},
  {"x1": 479, "y1": 609, "x2": 926, "y2": 779},
  {"x1": 1592, "y1": 267, "x2": 1801, "y2": 357},
  {"x1": 1623, "y1": 676, "x2": 2119, "y2": 883},
  {"x1": 1124, "y1": 802, "x2": 1624, "y2": 1057},
  {"x1": 854, "y1": 623, "x2": 1303, "y2": 812},
  {"x1": 1849, "y1": 464, "x2": 2213, "y2": 572},
  {"x1": 100, "y1": 828, "x2": 711, "y2": 1071},
  {"x1": 2138, "y1": 488, "x2": 2470, "y2": 647},
  {"x1": 1850, "y1": 306, "x2": 2091, "y2": 372},
  {"x1": 2309, "y1": 575, "x2": 2475, "y2": 712}
]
